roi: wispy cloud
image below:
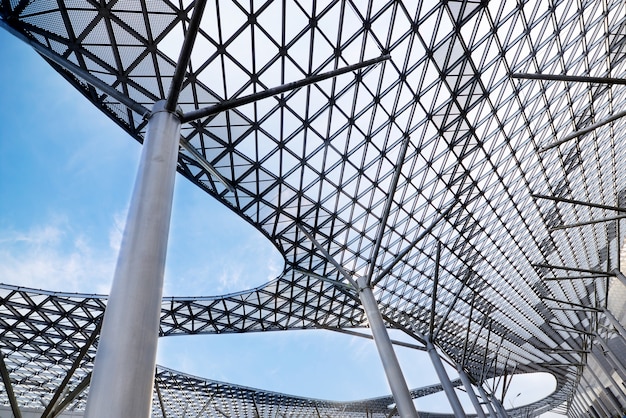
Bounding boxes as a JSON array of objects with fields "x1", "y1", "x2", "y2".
[{"x1": 0, "y1": 218, "x2": 118, "y2": 294}]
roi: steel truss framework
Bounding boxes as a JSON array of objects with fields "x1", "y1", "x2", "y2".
[{"x1": 2, "y1": 0, "x2": 626, "y2": 416}]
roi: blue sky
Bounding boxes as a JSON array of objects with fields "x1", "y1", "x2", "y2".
[{"x1": 0, "y1": 28, "x2": 562, "y2": 416}]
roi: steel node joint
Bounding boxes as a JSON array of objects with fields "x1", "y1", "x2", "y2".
[
  {"x1": 150, "y1": 100, "x2": 183, "y2": 121},
  {"x1": 356, "y1": 276, "x2": 371, "y2": 293}
]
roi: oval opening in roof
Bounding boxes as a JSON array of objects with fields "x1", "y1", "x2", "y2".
[
  {"x1": 157, "y1": 329, "x2": 454, "y2": 401},
  {"x1": 165, "y1": 176, "x2": 284, "y2": 297}
]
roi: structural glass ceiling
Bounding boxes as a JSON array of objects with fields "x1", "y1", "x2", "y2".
[{"x1": 2, "y1": 0, "x2": 626, "y2": 416}]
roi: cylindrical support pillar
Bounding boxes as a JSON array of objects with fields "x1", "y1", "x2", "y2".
[
  {"x1": 456, "y1": 365, "x2": 487, "y2": 418},
  {"x1": 425, "y1": 340, "x2": 466, "y2": 417},
  {"x1": 476, "y1": 385, "x2": 498, "y2": 417},
  {"x1": 84, "y1": 100, "x2": 181, "y2": 418},
  {"x1": 356, "y1": 278, "x2": 419, "y2": 418}
]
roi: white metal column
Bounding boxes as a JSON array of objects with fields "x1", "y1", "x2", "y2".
[
  {"x1": 456, "y1": 365, "x2": 486, "y2": 418},
  {"x1": 84, "y1": 100, "x2": 181, "y2": 418},
  {"x1": 357, "y1": 277, "x2": 419, "y2": 418},
  {"x1": 425, "y1": 340, "x2": 466, "y2": 417}
]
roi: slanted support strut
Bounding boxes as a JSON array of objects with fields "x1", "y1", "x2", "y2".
[
  {"x1": 492, "y1": 396, "x2": 508, "y2": 418},
  {"x1": 475, "y1": 385, "x2": 499, "y2": 418},
  {"x1": 356, "y1": 277, "x2": 419, "y2": 418},
  {"x1": 425, "y1": 340, "x2": 466, "y2": 417},
  {"x1": 456, "y1": 365, "x2": 487, "y2": 418},
  {"x1": 84, "y1": 100, "x2": 182, "y2": 417}
]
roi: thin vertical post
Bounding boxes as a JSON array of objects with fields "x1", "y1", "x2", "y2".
[
  {"x1": 456, "y1": 365, "x2": 487, "y2": 418},
  {"x1": 84, "y1": 100, "x2": 182, "y2": 417},
  {"x1": 425, "y1": 340, "x2": 466, "y2": 417},
  {"x1": 357, "y1": 277, "x2": 419, "y2": 418}
]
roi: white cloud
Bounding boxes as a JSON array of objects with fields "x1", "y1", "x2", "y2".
[
  {"x1": 109, "y1": 209, "x2": 127, "y2": 253},
  {"x1": 0, "y1": 219, "x2": 117, "y2": 294}
]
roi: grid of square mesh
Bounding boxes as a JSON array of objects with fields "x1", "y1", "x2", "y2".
[{"x1": 3, "y1": 0, "x2": 626, "y2": 416}]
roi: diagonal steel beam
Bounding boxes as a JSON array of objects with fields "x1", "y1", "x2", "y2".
[
  {"x1": 49, "y1": 372, "x2": 91, "y2": 418},
  {"x1": 541, "y1": 296, "x2": 603, "y2": 312},
  {"x1": 214, "y1": 406, "x2": 230, "y2": 417},
  {"x1": 603, "y1": 308, "x2": 626, "y2": 340},
  {"x1": 296, "y1": 225, "x2": 358, "y2": 289},
  {"x1": 433, "y1": 271, "x2": 469, "y2": 340},
  {"x1": 0, "y1": 349, "x2": 21, "y2": 418},
  {"x1": 42, "y1": 320, "x2": 102, "y2": 418},
  {"x1": 381, "y1": 312, "x2": 428, "y2": 346},
  {"x1": 179, "y1": 137, "x2": 235, "y2": 193},
  {"x1": 181, "y1": 55, "x2": 390, "y2": 122},
  {"x1": 512, "y1": 71, "x2": 626, "y2": 152},
  {"x1": 365, "y1": 134, "x2": 411, "y2": 286},
  {"x1": 194, "y1": 395, "x2": 215, "y2": 418},
  {"x1": 549, "y1": 306, "x2": 597, "y2": 313},
  {"x1": 533, "y1": 263, "x2": 614, "y2": 276},
  {"x1": 611, "y1": 269, "x2": 626, "y2": 288},
  {"x1": 549, "y1": 214, "x2": 626, "y2": 231},
  {"x1": 372, "y1": 204, "x2": 455, "y2": 286},
  {"x1": 0, "y1": 19, "x2": 150, "y2": 118},
  {"x1": 321, "y1": 325, "x2": 427, "y2": 351},
  {"x1": 553, "y1": 109, "x2": 626, "y2": 148},
  {"x1": 511, "y1": 73, "x2": 626, "y2": 85},
  {"x1": 292, "y1": 268, "x2": 355, "y2": 290},
  {"x1": 479, "y1": 319, "x2": 493, "y2": 383},
  {"x1": 547, "y1": 320, "x2": 594, "y2": 336},
  {"x1": 543, "y1": 275, "x2": 610, "y2": 281},
  {"x1": 532, "y1": 194, "x2": 626, "y2": 212},
  {"x1": 165, "y1": 0, "x2": 209, "y2": 112},
  {"x1": 155, "y1": 374, "x2": 168, "y2": 418}
]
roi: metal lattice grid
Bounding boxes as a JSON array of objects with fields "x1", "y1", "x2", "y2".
[{"x1": 3, "y1": 0, "x2": 626, "y2": 416}]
